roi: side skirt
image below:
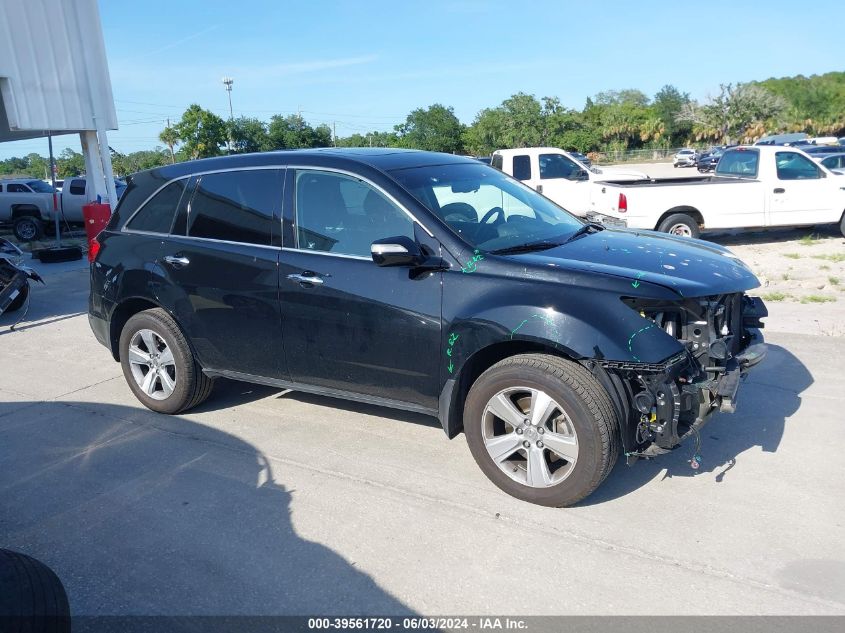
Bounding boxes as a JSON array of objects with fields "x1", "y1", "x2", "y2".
[{"x1": 203, "y1": 368, "x2": 439, "y2": 418}]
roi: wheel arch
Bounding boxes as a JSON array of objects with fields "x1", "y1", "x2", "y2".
[
  {"x1": 108, "y1": 297, "x2": 163, "y2": 361},
  {"x1": 11, "y1": 205, "x2": 43, "y2": 219},
  {"x1": 439, "y1": 340, "x2": 578, "y2": 439},
  {"x1": 655, "y1": 206, "x2": 704, "y2": 231}
]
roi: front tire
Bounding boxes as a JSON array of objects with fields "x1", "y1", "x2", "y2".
[
  {"x1": 464, "y1": 354, "x2": 619, "y2": 507},
  {"x1": 840, "y1": 211, "x2": 845, "y2": 238},
  {"x1": 13, "y1": 216, "x2": 43, "y2": 242},
  {"x1": 119, "y1": 308, "x2": 213, "y2": 414},
  {"x1": 657, "y1": 212, "x2": 700, "y2": 239}
]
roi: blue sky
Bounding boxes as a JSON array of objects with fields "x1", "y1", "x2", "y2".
[{"x1": 3, "y1": 0, "x2": 845, "y2": 159}]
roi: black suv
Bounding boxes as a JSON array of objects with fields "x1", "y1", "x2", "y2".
[{"x1": 89, "y1": 149, "x2": 767, "y2": 506}]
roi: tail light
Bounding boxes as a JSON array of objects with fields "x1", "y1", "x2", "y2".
[
  {"x1": 618, "y1": 192, "x2": 628, "y2": 213},
  {"x1": 88, "y1": 238, "x2": 101, "y2": 263}
]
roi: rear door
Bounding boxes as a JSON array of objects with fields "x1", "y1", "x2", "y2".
[
  {"x1": 156, "y1": 168, "x2": 287, "y2": 380},
  {"x1": 278, "y1": 167, "x2": 441, "y2": 411}
]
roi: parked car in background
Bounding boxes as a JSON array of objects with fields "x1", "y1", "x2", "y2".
[
  {"x1": 672, "y1": 148, "x2": 697, "y2": 167},
  {"x1": 586, "y1": 146, "x2": 845, "y2": 238},
  {"x1": 754, "y1": 132, "x2": 808, "y2": 146},
  {"x1": 474, "y1": 156, "x2": 491, "y2": 165},
  {"x1": 803, "y1": 145, "x2": 845, "y2": 156},
  {"x1": 491, "y1": 147, "x2": 647, "y2": 216},
  {"x1": 818, "y1": 153, "x2": 845, "y2": 173},
  {"x1": 0, "y1": 176, "x2": 126, "y2": 241},
  {"x1": 89, "y1": 148, "x2": 768, "y2": 507},
  {"x1": 568, "y1": 150, "x2": 592, "y2": 167}
]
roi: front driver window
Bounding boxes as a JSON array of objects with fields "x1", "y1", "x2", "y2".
[
  {"x1": 539, "y1": 154, "x2": 578, "y2": 180},
  {"x1": 776, "y1": 152, "x2": 821, "y2": 180},
  {"x1": 294, "y1": 170, "x2": 415, "y2": 258}
]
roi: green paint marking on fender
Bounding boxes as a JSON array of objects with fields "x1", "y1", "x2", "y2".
[
  {"x1": 445, "y1": 332, "x2": 460, "y2": 374},
  {"x1": 627, "y1": 323, "x2": 656, "y2": 362},
  {"x1": 631, "y1": 271, "x2": 646, "y2": 288},
  {"x1": 510, "y1": 313, "x2": 557, "y2": 340},
  {"x1": 461, "y1": 249, "x2": 484, "y2": 274}
]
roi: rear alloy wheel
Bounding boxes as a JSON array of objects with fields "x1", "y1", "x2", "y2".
[
  {"x1": 657, "y1": 212, "x2": 700, "y2": 239},
  {"x1": 119, "y1": 308, "x2": 213, "y2": 414},
  {"x1": 13, "y1": 216, "x2": 43, "y2": 242},
  {"x1": 464, "y1": 354, "x2": 618, "y2": 507}
]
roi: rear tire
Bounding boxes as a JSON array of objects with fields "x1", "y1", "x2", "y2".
[
  {"x1": 119, "y1": 308, "x2": 214, "y2": 414},
  {"x1": 13, "y1": 216, "x2": 43, "y2": 242},
  {"x1": 464, "y1": 354, "x2": 619, "y2": 507},
  {"x1": 657, "y1": 212, "x2": 700, "y2": 239}
]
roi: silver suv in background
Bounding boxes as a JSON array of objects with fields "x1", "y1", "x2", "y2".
[{"x1": 672, "y1": 148, "x2": 698, "y2": 168}]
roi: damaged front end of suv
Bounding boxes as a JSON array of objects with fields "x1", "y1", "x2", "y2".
[{"x1": 597, "y1": 291, "x2": 767, "y2": 465}]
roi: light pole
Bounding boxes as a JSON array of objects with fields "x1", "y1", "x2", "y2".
[{"x1": 222, "y1": 76, "x2": 234, "y2": 153}]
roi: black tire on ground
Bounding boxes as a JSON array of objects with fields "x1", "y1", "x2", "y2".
[
  {"x1": 13, "y1": 216, "x2": 43, "y2": 242},
  {"x1": 119, "y1": 308, "x2": 214, "y2": 414},
  {"x1": 840, "y1": 211, "x2": 845, "y2": 238},
  {"x1": 0, "y1": 548, "x2": 70, "y2": 632},
  {"x1": 463, "y1": 354, "x2": 619, "y2": 507},
  {"x1": 4, "y1": 282, "x2": 29, "y2": 313},
  {"x1": 657, "y1": 212, "x2": 700, "y2": 239},
  {"x1": 673, "y1": 163, "x2": 678, "y2": 168}
]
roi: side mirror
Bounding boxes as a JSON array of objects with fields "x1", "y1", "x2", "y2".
[
  {"x1": 571, "y1": 168, "x2": 590, "y2": 181},
  {"x1": 371, "y1": 236, "x2": 425, "y2": 267}
]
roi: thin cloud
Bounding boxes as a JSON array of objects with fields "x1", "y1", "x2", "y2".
[
  {"x1": 233, "y1": 55, "x2": 379, "y2": 80},
  {"x1": 120, "y1": 25, "x2": 220, "y2": 61}
]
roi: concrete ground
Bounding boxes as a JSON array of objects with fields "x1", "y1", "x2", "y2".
[{"x1": 1, "y1": 257, "x2": 844, "y2": 616}]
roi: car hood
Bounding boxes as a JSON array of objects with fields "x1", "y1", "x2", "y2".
[{"x1": 507, "y1": 229, "x2": 760, "y2": 296}]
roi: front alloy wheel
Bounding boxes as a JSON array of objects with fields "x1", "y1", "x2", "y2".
[
  {"x1": 464, "y1": 354, "x2": 619, "y2": 507},
  {"x1": 482, "y1": 386, "x2": 579, "y2": 488}
]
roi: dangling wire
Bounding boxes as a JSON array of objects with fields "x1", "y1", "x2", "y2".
[{"x1": 688, "y1": 426, "x2": 702, "y2": 470}]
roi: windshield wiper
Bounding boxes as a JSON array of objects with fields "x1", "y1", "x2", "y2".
[
  {"x1": 562, "y1": 222, "x2": 605, "y2": 244},
  {"x1": 491, "y1": 239, "x2": 565, "y2": 255}
]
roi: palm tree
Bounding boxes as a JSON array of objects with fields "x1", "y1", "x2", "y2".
[{"x1": 159, "y1": 126, "x2": 179, "y2": 164}]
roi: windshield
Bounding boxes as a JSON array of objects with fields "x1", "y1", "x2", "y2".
[
  {"x1": 390, "y1": 162, "x2": 583, "y2": 252},
  {"x1": 26, "y1": 180, "x2": 56, "y2": 193}
]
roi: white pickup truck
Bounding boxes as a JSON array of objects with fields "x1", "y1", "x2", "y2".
[
  {"x1": 0, "y1": 176, "x2": 125, "y2": 241},
  {"x1": 585, "y1": 145, "x2": 845, "y2": 238},
  {"x1": 491, "y1": 147, "x2": 647, "y2": 216}
]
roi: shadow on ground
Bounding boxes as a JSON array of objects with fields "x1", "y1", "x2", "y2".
[
  {"x1": 0, "y1": 399, "x2": 416, "y2": 616},
  {"x1": 580, "y1": 343, "x2": 811, "y2": 505},
  {"x1": 704, "y1": 224, "x2": 842, "y2": 247}
]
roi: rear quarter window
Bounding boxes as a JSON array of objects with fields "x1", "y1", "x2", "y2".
[
  {"x1": 125, "y1": 179, "x2": 187, "y2": 234},
  {"x1": 512, "y1": 155, "x2": 531, "y2": 180}
]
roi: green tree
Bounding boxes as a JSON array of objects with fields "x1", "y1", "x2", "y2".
[
  {"x1": 159, "y1": 125, "x2": 179, "y2": 163},
  {"x1": 266, "y1": 114, "x2": 332, "y2": 149},
  {"x1": 228, "y1": 117, "x2": 269, "y2": 154},
  {"x1": 56, "y1": 148, "x2": 85, "y2": 178},
  {"x1": 677, "y1": 83, "x2": 787, "y2": 144},
  {"x1": 653, "y1": 85, "x2": 691, "y2": 144},
  {"x1": 395, "y1": 104, "x2": 465, "y2": 153},
  {"x1": 171, "y1": 104, "x2": 227, "y2": 159}
]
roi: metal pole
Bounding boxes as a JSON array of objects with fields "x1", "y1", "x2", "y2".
[{"x1": 47, "y1": 132, "x2": 61, "y2": 247}]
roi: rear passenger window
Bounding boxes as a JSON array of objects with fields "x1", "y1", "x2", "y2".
[
  {"x1": 188, "y1": 170, "x2": 279, "y2": 246},
  {"x1": 512, "y1": 155, "x2": 531, "y2": 181},
  {"x1": 491, "y1": 154, "x2": 503, "y2": 171},
  {"x1": 126, "y1": 180, "x2": 186, "y2": 234}
]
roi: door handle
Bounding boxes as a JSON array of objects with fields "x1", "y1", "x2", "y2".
[
  {"x1": 536, "y1": 184, "x2": 543, "y2": 194},
  {"x1": 773, "y1": 188, "x2": 785, "y2": 194},
  {"x1": 163, "y1": 255, "x2": 190, "y2": 267},
  {"x1": 287, "y1": 272, "x2": 324, "y2": 286}
]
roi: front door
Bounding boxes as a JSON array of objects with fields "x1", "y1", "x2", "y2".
[
  {"x1": 156, "y1": 168, "x2": 287, "y2": 380},
  {"x1": 279, "y1": 168, "x2": 441, "y2": 411},
  {"x1": 768, "y1": 151, "x2": 838, "y2": 226},
  {"x1": 534, "y1": 152, "x2": 590, "y2": 216}
]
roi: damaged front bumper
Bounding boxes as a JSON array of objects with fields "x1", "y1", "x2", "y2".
[
  {"x1": 605, "y1": 293, "x2": 768, "y2": 461},
  {"x1": 0, "y1": 238, "x2": 43, "y2": 317}
]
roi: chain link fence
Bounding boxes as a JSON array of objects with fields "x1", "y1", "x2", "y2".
[{"x1": 589, "y1": 147, "x2": 689, "y2": 165}]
